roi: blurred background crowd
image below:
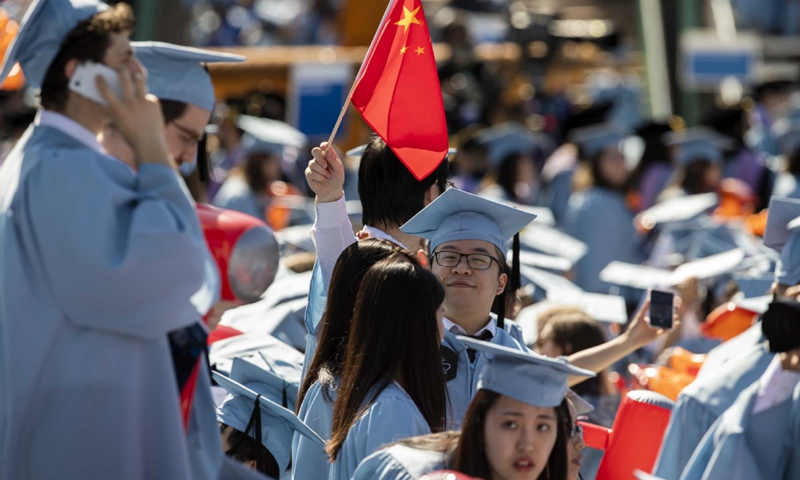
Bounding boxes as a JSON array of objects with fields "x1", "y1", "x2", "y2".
[{"x1": 0, "y1": 0, "x2": 797, "y2": 459}]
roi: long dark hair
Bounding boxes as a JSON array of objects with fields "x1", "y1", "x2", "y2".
[
  {"x1": 453, "y1": 390, "x2": 569, "y2": 480},
  {"x1": 296, "y1": 238, "x2": 400, "y2": 411},
  {"x1": 326, "y1": 253, "x2": 448, "y2": 461},
  {"x1": 677, "y1": 159, "x2": 715, "y2": 195}
]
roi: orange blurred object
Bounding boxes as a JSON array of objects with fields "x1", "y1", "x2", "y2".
[
  {"x1": 265, "y1": 181, "x2": 304, "y2": 231},
  {"x1": 0, "y1": 10, "x2": 24, "y2": 91},
  {"x1": 645, "y1": 365, "x2": 698, "y2": 401},
  {"x1": 668, "y1": 347, "x2": 706, "y2": 377},
  {"x1": 702, "y1": 301, "x2": 760, "y2": 342},
  {"x1": 714, "y1": 178, "x2": 757, "y2": 219},
  {"x1": 745, "y1": 208, "x2": 768, "y2": 237}
]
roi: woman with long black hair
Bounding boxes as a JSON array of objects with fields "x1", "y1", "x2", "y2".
[
  {"x1": 292, "y1": 238, "x2": 400, "y2": 479},
  {"x1": 451, "y1": 338, "x2": 594, "y2": 480},
  {"x1": 327, "y1": 253, "x2": 448, "y2": 479}
]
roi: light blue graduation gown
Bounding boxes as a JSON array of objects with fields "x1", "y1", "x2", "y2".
[
  {"x1": 292, "y1": 380, "x2": 337, "y2": 480},
  {"x1": 543, "y1": 168, "x2": 574, "y2": 226},
  {"x1": 329, "y1": 382, "x2": 431, "y2": 480},
  {"x1": 443, "y1": 325, "x2": 528, "y2": 429},
  {"x1": 680, "y1": 378, "x2": 796, "y2": 480},
  {"x1": 212, "y1": 175, "x2": 264, "y2": 219},
  {"x1": 0, "y1": 123, "x2": 209, "y2": 479},
  {"x1": 564, "y1": 187, "x2": 643, "y2": 294},
  {"x1": 653, "y1": 334, "x2": 772, "y2": 480},
  {"x1": 352, "y1": 443, "x2": 451, "y2": 480}
]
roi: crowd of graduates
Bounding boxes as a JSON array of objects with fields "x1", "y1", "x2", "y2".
[{"x1": 1, "y1": 1, "x2": 800, "y2": 480}]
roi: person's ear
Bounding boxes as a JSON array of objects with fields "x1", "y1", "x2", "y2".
[
  {"x1": 424, "y1": 183, "x2": 439, "y2": 206},
  {"x1": 64, "y1": 59, "x2": 79, "y2": 80},
  {"x1": 495, "y1": 272, "x2": 507, "y2": 295},
  {"x1": 564, "y1": 342, "x2": 573, "y2": 355},
  {"x1": 245, "y1": 459, "x2": 257, "y2": 470}
]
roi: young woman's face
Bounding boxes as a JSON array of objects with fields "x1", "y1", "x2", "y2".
[
  {"x1": 566, "y1": 399, "x2": 585, "y2": 480},
  {"x1": 483, "y1": 395, "x2": 558, "y2": 480}
]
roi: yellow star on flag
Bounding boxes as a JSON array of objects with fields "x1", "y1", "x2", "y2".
[
  {"x1": 415, "y1": 46, "x2": 425, "y2": 55},
  {"x1": 395, "y1": 6, "x2": 422, "y2": 34},
  {"x1": 400, "y1": 45, "x2": 408, "y2": 54}
]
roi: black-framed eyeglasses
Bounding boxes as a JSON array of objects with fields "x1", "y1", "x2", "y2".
[{"x1": 432, "y1": 251, "x2": 499, "y2": 270}]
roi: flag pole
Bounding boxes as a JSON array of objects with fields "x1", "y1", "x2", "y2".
[{"x1": 322, "y1": 0, "x2": 395, "y2": 155}]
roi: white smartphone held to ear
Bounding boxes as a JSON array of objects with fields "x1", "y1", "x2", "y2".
[{"x1": 68, "y1": 61, "x2": 122, "y2": 105}]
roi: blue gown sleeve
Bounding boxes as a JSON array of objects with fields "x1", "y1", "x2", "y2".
[
  {"x1": 352, "y1": 450, "x2": 415, "y2": 480},
  {"x1": 22, "y1": 159, "x2": 207, "y2": 339},
  {"x1": 653, "y1": 395, "x2": 719, "y2": 480}
]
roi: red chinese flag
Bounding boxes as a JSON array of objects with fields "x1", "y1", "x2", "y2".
[{"x1": 351, "y1": 0, "x2": 448, "y2": 181}]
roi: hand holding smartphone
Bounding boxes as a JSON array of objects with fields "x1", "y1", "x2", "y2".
[
  {"x1": 68, "y1": 61, "x2": 123, "y2": 105},
  {"x1": 648, "y1": 288, "x2": 675, "y2": 330}
]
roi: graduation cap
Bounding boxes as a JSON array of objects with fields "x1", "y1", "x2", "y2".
[
  {"x1": 567, "y1": 123, "x2": 627, "y2": 159},
  {"x1": 734, "y1": 294, "x2": 772, "y2": 315},
  {"x1": 511, "y1": 250, "x2": 573, "y2": 273},
  {"x1": 635, "y1": 193, "x2": 718, "y2": 229},
  {"x1": 546, "y1": 290, "x2": 629, "y2": 324},
  {"x1": 0, "y1": 0, "x2": 106, "y2": 89},
  {"x1": 600, "y1": 248, "x2": 747, "y2": 289},
  {"x1": 133, "y1": 42, "x2": 244, "y2": 112},
  {"x1": 518, "y1": 222, "x2": 588, "y2": 263},
  {"x1": 518, "y1": 264, "x2": 583, "y2": 302},
  {"x1": 663, "y1": 127, "x2": 735, "y2": 167},
  {"x1": 456, "y1": 336, "x2": 595, "y2": 407},
  {"x1": 474, "y1": 122, "x2": 555, "y2": 167},
  {"x1": 209, "y1": 332, "x2": 303, "y2": 410},
  {"x1": 401, "y1": 188, "x2": 537, "y2": 327},
  {"x1": 401, "y1": 188, "x2": 536, "y2": 256},
  {"x1": 213, "y1": 358, "x2": 323, "y2": 473},
  {"x1": 220, "y1": 296, "x2": 308, "y2": 352},
  {"x1": 237, "y1": 115, "x2": 308, "y2": 157},
  {"x1": 733, "y1": 272, "x2": 774, "y2": 298}
]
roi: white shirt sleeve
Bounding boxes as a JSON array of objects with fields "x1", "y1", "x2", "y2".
[{"x1": 310, "y1": 195, "x2": 357, "y2": 286}]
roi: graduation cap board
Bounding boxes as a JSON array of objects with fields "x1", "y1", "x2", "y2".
[
  {"x1": 663, "y1": 127, "x2": 735, "y2": 166},
  {"x1": 132, "y1": 42, "x2": 244, "y2": 112},
  {"x1": 208, "y1": 331, "x2": 303, "y2": 410},
  {"x1": 518, "y1": 223, "x2": 588, "y2": 263},
  {"x1": 763, "y1": 196, "x2": 800, "y2": 250},
  {"x1": 507, "y1": 203, "x2": 555, "y2": 226},
  {"x1": 634, "y1": 471, "x2": 667, "y2": 480},
  {"x1": 600, "y1": 248, "x2": 747, "y2": 290},
  {"x1": 546, "y1": 290, "x2": 629, "y2": 324},
  {"x1": 213, "y1": 358, "x2": 323, "y2": 473},
  {"x1": 0, "y1": 0, "x2": 107, "y2": 89},
  {"x1": 568, "y1": 123, "x2": 627, "y2": 158},
  {"x1": 219, "y1": 296, "x2": 308, "y2": 353},
  {"x1": 456, "y1": 336, "x2": 595, "y2": 407},
  {"x1": 511, "y1": 250, "x2": 573, "y2": 273},
  {"x1": 519, "y1": 264, "x2": 583, "y2": 298},
  {"x1": 636, "y1": 193, "x2": 718, "y2": 228},
  {"x1": 401, "y1": 188, "x2": 537, "y2": 256},
  {"x1": 474, "y1": 122, "x2": 555, "y2": 167},
  {"x1": 237, "y1": 115, "x2": 308, "y2": 156}
]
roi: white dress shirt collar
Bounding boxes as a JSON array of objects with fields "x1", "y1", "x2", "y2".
[{"x1": 36, "y1": 110, "x2": 103, "y2": 154}]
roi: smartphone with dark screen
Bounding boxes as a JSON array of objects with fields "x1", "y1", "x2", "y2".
[{"x1": 648, "y1": 288, "x2": 674, "y2": 329}]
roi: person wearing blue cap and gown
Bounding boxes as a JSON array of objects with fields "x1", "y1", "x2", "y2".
[
  {"x1": 214, "y1": 357, "x2": 325, "y2": 478},
  {"x1": 771, "y1": 118, "x2": 800, "y2": 199},
  {"x1": 213, "y1": 115, "x2": 310, "y2": 225},
  {"x1": 435, "y1": 337, "x2": 593, "y2": 480},
  {"x1": 563, "y1": 123, "x2": 644, "y2": 294},
  {"x1": 326, "y1": 252, "x2": 448, "y2": 480},
  {"x1": 678, "y1": 296, "x2": 800, "y2": 480},
  {"x1": 302, "y1": 136, "x2": 451, "y2": 374},
  {"x1": 97, "y1": 41, "x2": 259, "y2": 480},
  {"x1": 657, "y1": 127, "x2": 732, "y2": 201},
  {"x1": 400, "y1": 188, "x2": 669, "y2": 427},
  {"x1": 652, "y1": 195, "x2": 800, "y2": 479},
  {"x1": 292, "y1": 238, "x2": 400, "y2": 480},
  {"x1": 0, "y1": 1, "x2": 216, "y2": 479}
]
